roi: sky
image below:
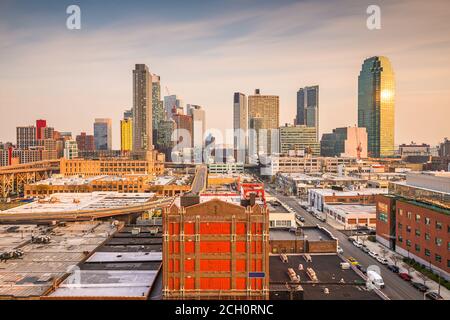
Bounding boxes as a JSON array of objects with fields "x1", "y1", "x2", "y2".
[{"x1": 0, "y1": 0, "x2": 449, "y2": 149}]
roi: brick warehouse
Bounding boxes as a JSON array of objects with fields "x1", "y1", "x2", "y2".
[
  {"x1": 163, "y1": 196, "x2": 270, "y2": 299},
  {"x1": 376, "y1": 195, "x2": 450, "y2": 278}
]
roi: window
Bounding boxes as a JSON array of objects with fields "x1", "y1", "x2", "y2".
[
  {"x1": 406, "y1": 225, "x2": 411, "y2": 233},
  {"x1": 407, "y1": 211, "x2": 412, "y2": 219},
  {"x1": 398, "y1": 223, "x2": 402, "y2": 230},
  {"x1": 415, "y1": 244, "x2": 420, "y2": 252},
  {"x1": 425, "y1": 217, "x2": 431, "y2": 225},
  {"x1": 436, "y1": 221, "x2": 442, "y2": 230},
  {"x1": 435, "y1": 237, "x2": 442, "y2": 246},
  {"x1": 406, "y1": 239, "x2": 411, "y2": 247},
  {"x1": 415, "y1": 214, "x2": 421, "y2": 222},
  {"x1": 425, "y1": 249, "x2": 431, "y2": 257},
  {"x1": 398, "y1": 235, "x2": 403, "y2": 243},
  {"x1": 435, "y1": 254, "x2": 442, "y2": 263},
  {"x1": 399, "y1": 209, "x2": 403, "y2": 216},
  {"x1": 425, "y1": 233, "x2": 430, "y2": 241},
  {"x1": 378, "y1": 212, "x2": 388, "y2": 222},
  {"x1": 415, "y1": 229, "x2": 421, "y2": 237}
]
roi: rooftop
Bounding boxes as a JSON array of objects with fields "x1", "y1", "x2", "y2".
[
  {"x1": 270, "y1": 227, "x2": 334, "y2": 241},
  {"x1": 269, "y1": 254, "x2": 381, "y2": 300},
  {"x1": 2, "y1": 192, "x2": 156, "y2": 213},
  {"x1": 309, "y1": 188, "x2": 388, "y2": 197},
  {"x1": 0, "y1": 222, "x2": 115, "y2": 299},
  {"x1": 324, "y1": 204, "x2": 376, "y2": 215}
]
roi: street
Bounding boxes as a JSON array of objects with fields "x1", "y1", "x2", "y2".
[{"x1": 268, "y1": 188, "x2": 424, "y2": 300}]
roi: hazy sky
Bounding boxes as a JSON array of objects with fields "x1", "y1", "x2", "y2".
[{"x1": 0, "y1": 0, "x2": 449, "y2": 149}]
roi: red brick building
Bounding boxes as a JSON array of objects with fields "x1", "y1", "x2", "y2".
[
  {"x1": 163, "y1": 197, "x2": 269, "y2": 299},
  {"x1": 376, "y1": 194, "x2": 450, "y2": 277}
]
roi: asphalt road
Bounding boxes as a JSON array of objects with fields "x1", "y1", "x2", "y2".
[
  {"x1": 268, "y1": 188, "x2": 424, "y2": 300},
  {"x1": 190, "y1": 165, "x2": 208, "y2": 194}
]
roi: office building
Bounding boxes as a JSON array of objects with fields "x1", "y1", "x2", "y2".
[
  {"x1": 187, "y1": 104, "x2": 206, "y2": 159},
  {"x1": 248, "y1": 89, "x2": 279, "y2": 155},
  {"x1": 16, "y1": 126, "x2": 36, "y2": 149},
  {"x1": 64, "y1": 140, "x2": 78, "y2": 159},
  {"x1": 320, "y1": 127, "x2": 368, "y2": 158},
  {"x1": 296, "y1": 86, "x2": 319, "y2": 140},
  {"x1": 438, "y1": 138, "x2": 450, "y2": 157},
  {"x1": 133, "y1": 64, "x2": 153, "y2": 153},
  {"x1": 156, "y1": 119, "x2": 177, "y2": 161},
  {"x1": 76, "y1": 132, "x2": 95, "y2": 151},
  {"x1": 172, "y1": 114, "x2": 193, "y2": 149},
  {"x1": 152, "y1": 74, "x2": 164, "y2": 146},
  {"x1": 164, "y1": 95, "x2": 184, "y2": 120},
  {"x1": 279, "y1": 124, "x2": 320, "y2": 156},
  {"x1": 120, "y1": 108, "x2": 133, "y2": 153},
  {"x1": 94, "y1": 118, "x2": 112, "y2": 151},
  {"x1": 358, "y1": 56, "x2": 395, "y2": 158},
  {"x1": 233, "y1": 92, "x2": 248, "y2": 162}
]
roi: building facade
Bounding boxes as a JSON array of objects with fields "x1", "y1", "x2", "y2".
[
  {"x1": 94, "y1": 118, "x2": 112, "y2": 151},
  {"x1": 163, "y1": 197, "x2": 269, "y2": 299},
  {"x1": 248, "y1": 89, "x2": 279, "y2": 155},
  {"x1": 296, "y1": 86, "x2": 319, "y2": 141},
  {"x1": 17, "y1": 126, "x2": 36, "y2": 149},
  {"x1": 76, "y1": 132, "x2": 95, "y2": 151},
  {"x1": 358, "y1": 56, "x2": 395, "y2": 158},
  {"x1": 320, "y1": 127, "x2": 368, "y2": 158},
  {"x1": 233, "y1": 92, "x2": 248, "y2": 163},
  {"x1": 279, "y1": 124, "x2": 319, "y2": 156},
  {"x1": 133, "y1": 64, "x2": 153, "y2": 153},
  {"x1": 120, "y1": 118, "x2": 133, "y2": 152}
]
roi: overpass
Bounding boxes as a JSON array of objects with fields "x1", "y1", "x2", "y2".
[
  {"x1": 0, "y1": 160, "x2": 60, "y2": 198},
  {"x1": 189, "y1": 164, "x2": 208, "y2": 194}
]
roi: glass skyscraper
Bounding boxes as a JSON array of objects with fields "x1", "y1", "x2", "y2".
[
  {"x1": 296, "y1": 85, "x2": 319, "y2": 141},
  {"x1": 358, "y1": 56, "x2": 395, "y2": 158}
]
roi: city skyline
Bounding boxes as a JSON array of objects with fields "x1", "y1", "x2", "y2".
[{"x1": 1, "y1": 0, "x2": 449, "y2": 149}]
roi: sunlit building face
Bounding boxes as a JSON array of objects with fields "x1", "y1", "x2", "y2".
[{"x1": 358, "y1": 56, "x2": 395, "y2": 158}]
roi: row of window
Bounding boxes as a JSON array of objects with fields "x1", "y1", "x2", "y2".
[
  {"x1": 398, "y1": 236, "x2": 447, "y2": 264},
  {"x1": 399, "y1": 209, "x2": 447, "y2": 231}
]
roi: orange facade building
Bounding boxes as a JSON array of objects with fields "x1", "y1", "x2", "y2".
[{"x1": 163, "y1": 197, "x2": 269, "y2": 299}]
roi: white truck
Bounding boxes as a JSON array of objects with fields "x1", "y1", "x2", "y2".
[{"x1": 367, "y1": 270, "x2": 385, "y2": 289}]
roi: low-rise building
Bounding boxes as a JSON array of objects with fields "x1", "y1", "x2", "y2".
[{"x1": 323, "y1": 204, "x2": 377, "y2": 229}]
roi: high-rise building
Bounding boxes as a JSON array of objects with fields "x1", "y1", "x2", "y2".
[
  {"x1": 163, "y1": 95, "x2": 184, "y2": 119},
  {"x1": 36, "y1": 119, "x2": 47, "y2": 140},
  {"x1": 279, "y1": 124, "x2": 320, "y2": 156},
  {"x1": 248, "y1": 89, "x2": 279, "y2": 155},
  {"x1": 40, "y1": 127, "x2": 55, "y2": 140},
  {"x1": 358, "y1": 56, "x2": 395, "y2": 158},
  {"x1": 151, "y1": 74, "x2": 164, "y2": 144},
  {"x1": 157, "y1": 119, "x2": 177, "y2": 161},
  {"x1": 94, "y1": 118, "x2": 112, "y2": 151},
  {"x1": 123, "y1": 109, "x2": 133, "y2": 120},
  {"x1": 16, "y1": 126, "x2": 37, "y2": 149},
  {"x1": 64, "y1": 140, "x2": 79, "y2": 160},
  {"x1": 121, "y1": 118, "x2": 133, "y2": 152},
  {"x1": 233, "y1": 92, "x2": 248, "y2": 163},
  {"x1": 438, "y1": 138, "x2": 450, "y2": 157},
  {"x1": 172, "y1": 114, "x2": 193, "y2": 149},
  {"x1": 76, "y1": 132, "x2": 95, "y2": 151},
  {"x1": 320, "y1": 127, "x2": 368, "y2": 158},
  {"x1": 296, "y1": 86, "x2": 319, "y2": 140},
  {"x1": 133, "y1": 64, "x2": 153, "y2": 153},
  {"x1": 187, "y1": 104, "x2": 206, "y2": 149}
]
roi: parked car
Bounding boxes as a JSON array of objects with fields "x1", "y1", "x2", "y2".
[
  {"x1": 348, "y1": 236, "x2": 356, "y2": 242},
  {"x1": 353, "y1": 241, "x2": 363, "y2": 248},
  {"x1": 377, "y1": 257, "x2": 389, "y2": 265},
  {"x1": 368, "y1": 251, "x2": 379, "y2": 259},
  {"x1": 387, "y1": 265, "x2": 400, "y2": 273},
  {"x1": 411, "y1": 282, "x2": 429, "y2": 292},
  {"x1": 398, "y1": 273, "x2": 413, "y2": 281},
  {"x1": 356, "y1": 264, "x2": 367, "y2": 274},
  {"x1": 337, "y1": 246, "x2": 344, "y2": 254},
  {"x1": 298, "y1": 216, "x2": 305, "y2": 222},
  {"x1": 318, "y1": 216, "x2": 326, "y2": 222},
  {"x1": 426, "y1": 292, "x2": 444, "y2": 300},
  {"x1": 347, "y1": 257, "x2": 359, "y2": 266},
  {"x1": 361, "y1": 245, "x2": 370, "y2": 253}
]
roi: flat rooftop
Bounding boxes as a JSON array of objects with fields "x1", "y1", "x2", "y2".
[
  {"x1": 0, "y1": 222, "x2": 115, "y2": 299},
  {"x1": 310, "y1": 188, "x2": 388, "y2": 197},
  {"x1": 270, "y1": 227, "x2": 334, "y2": 241},
  {"x1": 3, "y1": 192, "x2": 156, "y2": 213},
  {"x1": 47, "y1": 223, "x2": 163, "y2": 299},
  {"x1": 269, "y1": 254, "x2": 381, "y2": 300},
  {"x1": 324, "y1": 204, "x2": 376, "y2": 215},
  {"x1": 266, "y1": 200, "x2": 290, "y2": 213}
]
